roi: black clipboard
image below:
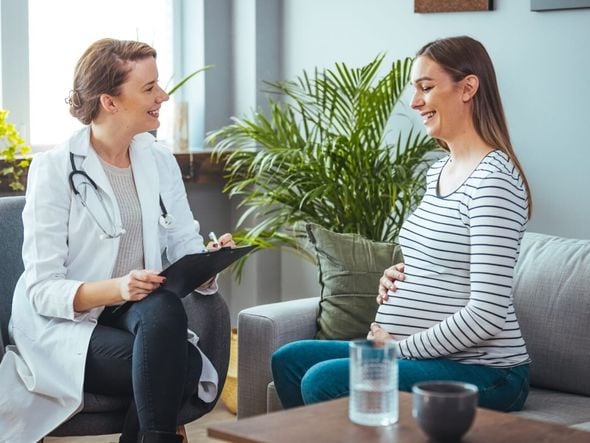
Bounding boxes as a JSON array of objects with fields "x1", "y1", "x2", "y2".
[
  {"x1": 159, "y1": 245, "x2": 256, "y2": 297},
  {"x1": 110, "y1": 245, "x2": 256, "y2": 316}
]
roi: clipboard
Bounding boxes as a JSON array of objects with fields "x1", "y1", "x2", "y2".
[
  {"x1": 159, "y1": 245, "x2": 256, "y2": 297},
  {"x1": 110, "y1": 245, "x2": 256, "y2": 316}
]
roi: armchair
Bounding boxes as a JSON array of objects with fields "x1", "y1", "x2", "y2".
[{"x1": 0, "y1": 195, "x2": 230, "y2": 439}]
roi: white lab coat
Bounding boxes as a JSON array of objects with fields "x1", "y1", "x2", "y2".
[{"x1": 0, "y1": 127, "x2": 218, "y2": 442}]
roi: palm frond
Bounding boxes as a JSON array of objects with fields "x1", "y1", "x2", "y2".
[{"x1": 206, "y1": 55, "x2": 440, "y2": 280}]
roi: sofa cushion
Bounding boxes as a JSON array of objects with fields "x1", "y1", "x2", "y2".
[
  {"x1": 512, "y1": 388, "x2": 590, "y2": 426},
  {"x1": 514, "y1": 232, "x2": 590, "y2": 396},
  {"x1": 306, "y1": 223, "x2": 403, "y2": 340}
]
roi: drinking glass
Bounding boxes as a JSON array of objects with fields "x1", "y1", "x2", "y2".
[{"x1": 349, "y1": 339, "x2": 398, "y2": 426}]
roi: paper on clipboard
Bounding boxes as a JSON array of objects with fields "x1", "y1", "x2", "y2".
[{"x1": 159, "y1": 245, "x2": 257, "y2": 297}]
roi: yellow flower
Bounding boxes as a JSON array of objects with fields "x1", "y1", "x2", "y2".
[{"x1": 0, "y1": 108, "x2": 31, "y2": 191}]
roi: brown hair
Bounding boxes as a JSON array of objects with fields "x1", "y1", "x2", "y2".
[
  {"x1": 417, "y1": 36, "x2": 532, "y2": 217},
  {"x1": 67, "y1": 38, "x2": 157, "y2": 125}
]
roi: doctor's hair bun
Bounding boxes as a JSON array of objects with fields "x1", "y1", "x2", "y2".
[
  {"x1": 65, "y1": 90, "x2": 82, "y2": 109},
  {"x1": 69, "y1": 38, "x2": 156, "y2": 125}
]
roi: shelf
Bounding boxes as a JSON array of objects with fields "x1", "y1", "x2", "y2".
[{"x1": 0, "y1": 151, "x2": 226, "y2": 193}]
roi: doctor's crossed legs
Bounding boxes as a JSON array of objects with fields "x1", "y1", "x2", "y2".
[{"x1": 84, "y1": 289, "x2": 204, "y2": 442}]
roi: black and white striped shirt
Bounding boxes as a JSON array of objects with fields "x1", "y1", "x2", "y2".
[{"x1": 375, "y1": 150, "x2": 530, "y2": 367}]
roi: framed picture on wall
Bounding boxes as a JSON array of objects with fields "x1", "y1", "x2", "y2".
[
  {"x1": 415, "y1": 0, "x2": 493, "y2": 13},
  {"x1": 531, "y1": 0, "x2": 590, "y2": 11}
]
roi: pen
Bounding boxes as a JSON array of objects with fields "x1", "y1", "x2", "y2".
[{"x1": 208, "y1": 231, "x2": 219, "y2": 245}]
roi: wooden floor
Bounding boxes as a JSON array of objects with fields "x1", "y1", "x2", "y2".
[{"x1": 45, "y1": 403, "x2": 236, "y2": 442}]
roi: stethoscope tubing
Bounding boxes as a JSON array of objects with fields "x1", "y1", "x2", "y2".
[{"x1": 68, "y1": 152, "x2": 174, "y2": 239}]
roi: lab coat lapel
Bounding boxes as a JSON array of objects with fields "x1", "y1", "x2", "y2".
[
  {"x1": 68, "y1": 127, "x2": 121, "y2": 229},
  {"x1": 79, "y1": 150, "x2": 116, "y2": 201},
  {"x1": 129, "y1": 134, "x2": 161, "y2": 270}
]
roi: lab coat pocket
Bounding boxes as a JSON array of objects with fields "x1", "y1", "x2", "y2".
[{"x1": 12, "y1": 320, "x2": 40, "y2": 343}]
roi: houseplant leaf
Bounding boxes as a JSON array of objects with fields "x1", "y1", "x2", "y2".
[
  {"x1": 207, "y1": 55, "x2": 439, "y2": 278},
  {"x1": 167, "y1": 65, "x2": 213, "y2": 96}
]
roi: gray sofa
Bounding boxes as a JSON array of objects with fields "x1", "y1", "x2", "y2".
[{"x1": 237, "y1": 232, "x2": 590, "y2": 430}]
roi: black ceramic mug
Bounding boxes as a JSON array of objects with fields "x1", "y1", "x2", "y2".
[{"x1": 412, "y1": 381, "x2": 479, "y2": 442}]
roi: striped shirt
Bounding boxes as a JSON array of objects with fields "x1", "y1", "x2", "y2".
[{"x1": 375, "y1": 150, "x2": 530, "y2": 367}]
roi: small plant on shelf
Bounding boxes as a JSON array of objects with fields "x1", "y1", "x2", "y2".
[{"x1": 0, "y1": 109, "x2": 31, "y2": 192}]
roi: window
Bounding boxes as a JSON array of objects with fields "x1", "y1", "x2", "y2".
[{"x1": 1, "y1": 0, "x2": 203, "y2": 151}]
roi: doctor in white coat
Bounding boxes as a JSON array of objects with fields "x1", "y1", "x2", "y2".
[{"x1": 0, "y1": 38, "x2": 233, "y2": 443}]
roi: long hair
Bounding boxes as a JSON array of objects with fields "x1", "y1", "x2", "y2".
[
  {"x1": 417, "y1": 36, "x2": 532, "y2": 217},
  {"x1": 68, "y1": 38, "x2": 157, "y2": 125}
]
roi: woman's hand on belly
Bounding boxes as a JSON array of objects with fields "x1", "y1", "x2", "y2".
[
  {"x1": 367, "y1": 322, "x2": 396, "y2": 342},
  {"x1": 377, "y1": 262, "x2": 405, "y2": 304}
]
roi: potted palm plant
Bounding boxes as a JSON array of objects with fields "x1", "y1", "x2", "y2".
[
  {"x1": 0, "y1": 109, "x2": 31, "y2": 192},
  {"x1": 207, "y1": 54, "x2": 438, "y2": 270}
]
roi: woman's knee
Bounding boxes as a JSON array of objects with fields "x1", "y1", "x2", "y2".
[
  {"x1": 133, "y1": 291, "x2": 187, "y2": 335},
  {"x1": 301, "y1": 359, "x2": 349, "y2": 405},
  {"x1": 272, "y1": 340, "x2": 314, "y2": 374}
]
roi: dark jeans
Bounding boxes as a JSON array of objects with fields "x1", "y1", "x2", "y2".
[
  {"x1": 272, "y1": 340, "x2": 530, "y2": 412},
  {"x1": 84, "y1": 290, "x2": 202, "y2": 442}
]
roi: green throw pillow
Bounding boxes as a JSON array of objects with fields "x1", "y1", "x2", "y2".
[{"x1": 306, "y1": 223, "x2": 403, "y2": 340}]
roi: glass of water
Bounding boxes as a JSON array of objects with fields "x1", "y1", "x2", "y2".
[{"x1": 349, "y1": 339, "x2": 398, "y2": 426}]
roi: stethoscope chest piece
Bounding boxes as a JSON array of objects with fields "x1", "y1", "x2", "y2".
[
  {"x1": 159, "y1": 213, "x2": 175, "y2": 228},
  {"x1": 158, "y1": 195, "x2": 174, "y2": 228}
]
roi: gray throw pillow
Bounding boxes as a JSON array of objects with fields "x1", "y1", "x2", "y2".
[{"x1": 306, "y1": 223, "x2": 403, "y2": 340}]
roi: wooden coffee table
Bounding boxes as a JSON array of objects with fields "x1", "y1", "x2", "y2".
[{"x1": 208, "y1": 392, "x2": 590, "y2": 443}]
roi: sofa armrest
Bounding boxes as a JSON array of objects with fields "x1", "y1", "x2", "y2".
[{"x1": 237, "y1": 297, "x2": 319, "y2": 418}]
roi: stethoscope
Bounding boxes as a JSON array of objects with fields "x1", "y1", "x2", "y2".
[{"x1": 68, "y1": 153, "x2": 175, "y2": 240}]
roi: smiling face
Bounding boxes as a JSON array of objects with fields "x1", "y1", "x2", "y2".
[
  {"x1": 109, "y1": 56, "x2": 169, "y2": 135},
  {"x1": 410, "y1": 56, "x2": 472, "y2": 144}
]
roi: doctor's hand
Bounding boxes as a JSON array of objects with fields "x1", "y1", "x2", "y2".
[
  {"x1": 118, "y1": 270, "x2": 166, "y2": 301},
  {"x1": 377, "y1": 262, "x2": 405, "y2": 305},
  {"x1": 199, "y1": 233, "x2": 236, "y2": 290},
  {"x1": 206, "y1": 233, "x2": 236, "y2": 251}
]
